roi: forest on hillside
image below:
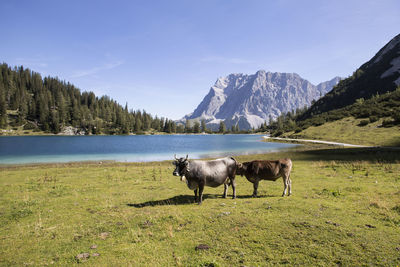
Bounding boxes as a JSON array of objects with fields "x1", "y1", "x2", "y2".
[
  {"x1": 267, "y1": 86, "x2": 400, "y2": 136},
  {"x1": 0, "y1": 63, "x2": 198, "y2": 135}
]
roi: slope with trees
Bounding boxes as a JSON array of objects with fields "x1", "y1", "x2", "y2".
[
  {"x1": 267, "y1": 33, "x2": 400, "y2": 140},
  {"x1": 0, "y1": 63, "x2": 177, "y2": 135}
]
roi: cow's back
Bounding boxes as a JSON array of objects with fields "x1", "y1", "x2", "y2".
[
  {"x1": 247, "y1": 159, "x2": 291, "y2": 181},
  {"x1": 255, "y1": 160, "x2": 281, "y2": 180},
  {"x1": 189, "y1": 157, "x2": 236, "y2": 187}
]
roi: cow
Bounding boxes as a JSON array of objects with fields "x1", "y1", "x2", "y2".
[
  {"x1": 236, "y1": 159, "x2": 292, "y2": 197},
  {"x1": 172, "y1": 155, "x2": 237, "y2": 204}
]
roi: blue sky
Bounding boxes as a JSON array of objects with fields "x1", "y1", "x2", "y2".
[{"x1": 1, "y1": 0, "x2": 399, "y2": 119}]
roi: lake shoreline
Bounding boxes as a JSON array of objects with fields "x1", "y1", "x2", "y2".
[
  {"x1": 0, "y1": 148, "x2": 297, "y2": 168},
  {"x1": 0, "y1": 128, "x2": 268, "y2": 137},
  {"x1": 0, "y1": 134, "x2": 294, "y2": 166}
]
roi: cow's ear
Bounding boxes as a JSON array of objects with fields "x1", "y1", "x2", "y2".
[
  {"x1": 172, "y1": 161, "x2": 177, "y2": 166},
  {"x1": 184, "y1": 161, "x2": 189, "y2": 166}
]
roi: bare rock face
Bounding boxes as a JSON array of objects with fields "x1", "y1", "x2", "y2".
[
  {"x1": 182, "y1": 70, "x2": 340, "y2": 130},
  {"x1": 59, "y1": 126, "x2": 86, "y2": 135}
]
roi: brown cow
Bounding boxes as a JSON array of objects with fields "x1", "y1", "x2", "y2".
[{"x1": 236, "y1": 159, "x2": 292, "y2": 197}]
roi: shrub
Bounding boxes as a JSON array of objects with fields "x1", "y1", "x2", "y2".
[
  {"x1": 23, "y1": 121, "x2": 38, "y2": 130},
  {"x1": 358, "y1": 120, "x2": 369, "y2": 127},
  {"x1": 294, "y1": 127, "x2": 302, "y2": 133},
  {"x1": 272, "y1": 130, "x2": 283, "y2": 137},
  {"x1": 382, "y1": 119, "x2": 393, "y2": 127},
  {"x1": 369, "y1": 116, "x2": 378, "y2": 123},
  {"x1": 392, "y1": 109, "x2": 400, "y2": 124}
]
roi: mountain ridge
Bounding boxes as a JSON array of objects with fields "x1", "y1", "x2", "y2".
[
  {"x1": 182, "y1": 70, "x2": 340, "y2": 130},
  {"x1": 299, "y1": 33, "x2": 400, "y2": 120}
]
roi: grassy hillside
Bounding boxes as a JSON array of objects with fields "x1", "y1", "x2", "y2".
[
  {"x1": 283, "y1": 117, "x2": 400, "y2": 147},
  {"x1": 1, "y1": 147, "x2": 400, "y2": 266}
]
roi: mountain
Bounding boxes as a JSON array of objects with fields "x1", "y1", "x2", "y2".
[
  {"x1": 182, "y1": 70, "x2": 340, "y2": 130},
  {"x1": 299, "y1": 33, "x2": 400, "y2": 120}
]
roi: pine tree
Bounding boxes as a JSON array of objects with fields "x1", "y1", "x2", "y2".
[
  {"x1": 176, "y1": 124, "x2": 185, "y2": 133},
  {"x1": 193, "y1": 121, "x2": 200, "y2": 133},
  {"x1": 163, "y1": 119, "x2": 172, "y2": 133},
  {"x1": 50, "y1": 110, "x2": 60, "y2": 133},
  {"x1": 134, "y1": 118, "x2": 142, "y2": 132},
  {"x1": 219, "y1": 121, "x2": 226, "y2": 133},
  {"x1": 201, "y1": 119, "x2": 207, "y2": 133},
  {"x1": 185, "y1": 119, "x2": 192, "y2": 133},
  {"x1": 18, "y1": 100, "x2": 28, "y2": 124},
  {"x1": 0, "y1": 77, "x2": 7, "y2": 128},
  {"x1": 170, "y1": 121, "x2": 176, "y2": 133}
]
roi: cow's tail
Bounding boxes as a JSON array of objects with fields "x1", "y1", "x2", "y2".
[{"x1": 228, "y1": 157, "x2": 239, "y2": 186}]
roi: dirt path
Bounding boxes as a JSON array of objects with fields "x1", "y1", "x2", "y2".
[{"x1": 262, "y1": 136, "x2": 371, "y2": 148}]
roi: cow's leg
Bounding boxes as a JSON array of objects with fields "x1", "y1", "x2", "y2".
[
  {"x1": 230, "y1": 177, "x2": 236, "y2": 199},
  {"x1": 282, "y1": 175, "x2": 288, "y2": 197},
  {"x1": 194, "y1": 189, "x2": 198, "y2": 202},
  {"x1": 252, "y1": 181, "x2": 259, "y2": 197},
  {"x1": 198, "y1": 182, "x2": 205, "y2": 205},
  {"x1": 288, "y1": 174, "x2": 292, "y2": 196},
  {"x1": 223, "y1": 183, "x2": 228, "y2": 198}
]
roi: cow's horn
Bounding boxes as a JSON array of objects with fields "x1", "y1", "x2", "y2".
[
  {"x1": 185, "y1": 154, "x2": 188, "y2": 161},
  {"x1": 174, "y1": 154, "x2": 178, "y2": 160}
]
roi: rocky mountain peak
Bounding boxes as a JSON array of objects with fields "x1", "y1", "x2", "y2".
[{"x1": 182, "y1": 70, "x2": 341, "y2": 130}]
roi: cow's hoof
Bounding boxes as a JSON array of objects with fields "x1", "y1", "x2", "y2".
[
  {"x1": 232, "y1": 196, "x2": 236, "y2": 199},
  {"x1": 251, "y1": 194, "x2": 257, "y2": 198},
  {"x1": 222, "y1": 195, "x2": 227, "y2": 199},
  {"x1": 197, "y1": 202, "x2": 202, "y2": 205}
]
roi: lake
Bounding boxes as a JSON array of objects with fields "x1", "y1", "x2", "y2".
[{"x1": 0, "y1": 134, "x2": 297, "y2": 164}]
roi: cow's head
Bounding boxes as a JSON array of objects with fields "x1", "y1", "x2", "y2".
[
  {"x1": 172, "y1": 154, "x2": 189, "y2": 179},
  {"x1": 236, "y1": 162, "x2": 248, "y2": 176}
]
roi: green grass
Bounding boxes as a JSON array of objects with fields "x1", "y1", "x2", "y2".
[
  {"x1": 284, "y1": 117, "x2": 400, "y2": 146},
  {"x1": 1, "y1": 147, "x2": 400, "y2": 266}
]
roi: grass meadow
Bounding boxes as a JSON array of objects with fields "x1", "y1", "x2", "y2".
[
  {"x1": 1, "y1": 145, "x2": 400, "y2": 266},
  {"x1": 285, "y1": 117, "x2": 400, "y2": 147}
]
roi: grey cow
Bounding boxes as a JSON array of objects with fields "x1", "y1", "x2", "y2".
[
  {"x1": 236, "y1": 159, "x2": 293, "y2": 197},
  {"x1": 172, "y1": 155, "x2": 237, "y2": 204}
]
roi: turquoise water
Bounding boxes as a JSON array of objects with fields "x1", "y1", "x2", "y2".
[{"x1": 0, "y1": 134, "x2": 296, "y2": 164}]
